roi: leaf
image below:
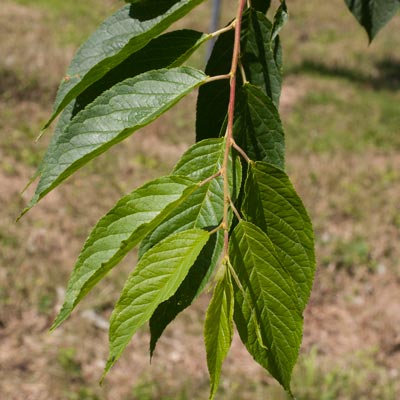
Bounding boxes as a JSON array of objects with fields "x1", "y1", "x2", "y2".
[
  {"x1": 242, "y1": 162, "x2": 315, "y2": 312},
  {"x1": 51, "y1": 175, "x2": 198, "y2": 330},
  {"x1": 229, "y1": 220, "x2": 302, "y2": 391},
  {"x1": 234, "y1": 83, "x2": 285, "y2": 168},
  {"x1": 144, "y1": 138, "x2": 242, "y2": 355},
  {"x1": 196, "y1": 29, "x2": 233, "y2": 141},
  {"x1": 204, "y1": 269, "x2": 234, "y2": 400},
  {"x1": 149, "y1": 230, "x2": 223, "y2": 356},
  {"x1": 271, "y1": 0, "x2": 288, "y2": 42},
  {"x1": 141, "y1": 138, "x2": 241, "y2": 254},
  {"x1": 24, "y1": 67, "x2": 207, "y2": 215},
  {"x1": 63, "y1": 30, "x2": 208, "y2": 128},
  {"x1": 344, "y1": 0, "x2": 400, "y2": 41},
  {"x1": 46, "y1": 0, "x2": 206, "y2": 126},
  {"x1": 103, "y1": 228, "x2": 210, "y2": 377},
  {"x1": 33, "y1": 30, "x2": 207, "y2": 184},
  {"x1": 252, "y1": 0, "x2": 272, "y2": 13},
  {"x1": 241, "y1": 8, "x2": 283, "y2": 107}
]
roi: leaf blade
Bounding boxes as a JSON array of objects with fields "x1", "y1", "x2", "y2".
[
  {"x1": 51, "y1": 175, "x2": 198, "y2": 330},
  {"x1": 24, "y1": 67, "x2": 207, "y2": 214},
  {"x1": 204, "y1": 270, "x2": 234, "y2": 400},
  {"x1": 234, "y1": 83, "x2": 285, "y2": 168},
  {"x1": 146, "y1": 138, "x2": 242, "y2": 355},
  {"x1": 47, "y1": 0, "x2": 206, "y2": 125},
  {"x1": 241, "y1": 9, "x2": 283, "y2": 107},
  {"x1": 344, "y1": 0, "x2": 399, "y2": 41},
  {"x1": 230, "y1": 220, "x2": 302, "y2": 391},
  {"x1": 104, "y1": 228, "x2": 210, "y2": 376},
  {"x1": 242, "y1": 162, "x2": 315, "y2": 311}
]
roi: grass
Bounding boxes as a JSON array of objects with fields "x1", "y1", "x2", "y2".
[
  {"x1": 1, "y1": 0, "x2": 399, "y2": 399},
  {"x1": 13, "y1": 0, "x2": 120, "y2": 44}
]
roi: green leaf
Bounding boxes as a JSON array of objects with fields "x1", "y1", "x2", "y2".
[
  {"x1": 271, "y1": 0, "x2": 288, "y2": 42},
  {"x1": 234, "y1": 83, "x2": 285, "y2": 168},
  {"x1": 252, "y1": 0, "x2": 272, "y2": 13},
  {"x1": 241, "y1": 9, "x2": 282, "y2": 107},
  {"x1": 141, "y1": 138, "x2": 241, "y2": 254},
  {"x1": 149, "y1": 230, "x2": 223, "y2": 356},
  {"x1": 196, "y1": 29, "x2": 233, "y2": 142},
  {"x1": 33, "y1": 30, "x2": 207, "y2": 184},
  {"x1": 144, "y1": 138, "x2": 242, "y2": 355},
  {"x1": 103, "y1": 228, "x2": 210, "y2": 377},
  {"x1": 63, "y1": 30, "x2": 208, "y2": 127},
  {"x1": 24, "y1": 67, "x2": 207, "y2": 215},
  {"x1": 51, "y1": 175, "x2": 198, "y2": 330},
  {"x1": 242, "y1": 162, "x2": 315, "y2": 312},
  {"x1": 204, "y1": 269, "x2": 234, "y2": 400},
  {"x1": 230, "y1": 220, "x2": 302, "y2": 391},
  {"x1": 344, "y1": 0, "x2": 399, "y2": 41},
  {"x1": 47, "y1": 0, "x2": 206, "y2": 126}
]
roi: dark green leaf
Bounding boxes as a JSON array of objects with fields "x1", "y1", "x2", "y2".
[
  {"x1": 51, "y1": 175, "x2": 198, "y2": 330},
  {"x1": 196, "y1": 29, "x2": 233, "y2": 141},
  {"x1": 204, "y1": 269, "x2": 234, "y2": 400},
  {"x1": 104, "y1": 228, "x2": 210, "y2": 376},
  {"x1": 241, "y1": 9, "x2": 282, "y2": 107},
  {"x1": 242, "y1": 162, "x2": 315, "y2": 312},
  {"x1": 234, "y1": 83, "x2": 285, "y2": 168},
  {"x1": 252, "y1": 0, "x2": 272, "y2": 13},
  {"x1": 24, "y1": 67, "x2": 207, "y2": 215},
  {"x1": 47, "y1": 0, "x2": 206, "y2": 126},
  {"x1": 344, "y1": 0, "x2": 399, "y2": 41},
  {"x1": 144, "y1": 138, "x2": 242, "y2": 354},
  {"x1": 230, "y1": 220, "x2": 302, "y2": 391}
]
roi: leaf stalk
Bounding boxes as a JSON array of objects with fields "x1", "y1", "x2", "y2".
[{"x1": 222, "y1": 0, "x2": 247, "y2": 256}]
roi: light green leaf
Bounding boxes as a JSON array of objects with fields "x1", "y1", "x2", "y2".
[
  {"x1": 51, "y1": 175, "x2": 198, "y2": 330},
  {"x1": 103, "y1": 228, "x2": 210, "y2": 377},
  {"x1": 204, "y1": 269, "x2": 234, "y2": 400},
  {"x1": 142, "y1": 138, "x2": 242, "y2": 355},
  {"x1": 149, "y1": 230, "x2": 223, "y2": 356},
  {"x1": 242, "y1": 162, "x2": 315, "y2": 312},
  {"x1": 49, "y1": 29, "x2": 208, "y2": 146},
  {"x1": 234, "y1": 83, "x2": 285, "y2": 168},
  {"x1": 23, "y1": 67, "x2": 207, "y2": 215},
  {"x1": 271, "y1": 0, "x2": 288, "y2": 42},
  {"x1": 47, "y1": 0, "x2": 206, "y2": 126},
  {"x1": 230, "y1": 221, "x2": 302, "y2": 392},
  {"x1": 344, "y1": 0, "x2": 399, "y2": 41}
]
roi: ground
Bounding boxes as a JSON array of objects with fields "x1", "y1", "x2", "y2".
[{"x1": 0, "y1": 1, "x2": 399, "y2": 399}]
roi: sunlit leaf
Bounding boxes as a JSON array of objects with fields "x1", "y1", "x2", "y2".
[{"x1": 104, "y1": 228, "x2": 210, "y2": 376}]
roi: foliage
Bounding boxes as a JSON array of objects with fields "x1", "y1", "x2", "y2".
[{"x1": 21, "y1": 0, "x2": 398, "y2": 398}]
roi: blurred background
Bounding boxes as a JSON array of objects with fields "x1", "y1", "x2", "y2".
[{"x1": 0, "y1": 0, "x2": 399, "y2": 399}]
